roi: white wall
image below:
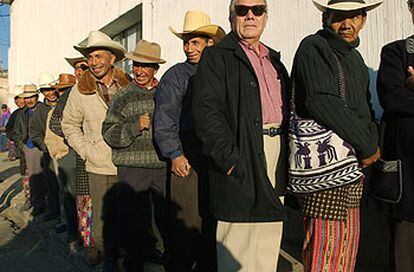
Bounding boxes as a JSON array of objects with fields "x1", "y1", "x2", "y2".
[
  {"x1": 8, "y1": 0, "x2": 142, "y2": 95},
  {"x1": 8, "y1": 0, "x2": 414, "y2": 110}
]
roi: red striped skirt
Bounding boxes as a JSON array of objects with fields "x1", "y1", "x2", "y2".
[{"x1": 302, "y1": 208, "x2": 360, "y2": 272}]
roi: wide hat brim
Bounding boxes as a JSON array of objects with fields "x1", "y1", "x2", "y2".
[
  {"x1": 19, "y1": 92, "x2": 39, "y2": 98},
  {"x1": 51, "y1": 83, "x2": 75, "y2": 90},
  {"x1": 74, "y1": 42, "x2": 126, "y2": 62},
  {"x1": 169, "y1": 25, "x2": 226, "y2": 43},
  {"x1": 313, "y1": 0, "x2": 383, "y2": 12},
  {"x1": 65, "y1": 57, "x2": 87, "y2": 68},
  {"x1": 124, "y1": 52, "x2": 166, "y2": 64}
]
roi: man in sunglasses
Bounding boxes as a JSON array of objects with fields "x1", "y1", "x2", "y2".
[
  {"x1": 193, "y1": 0, "x2": 289, "y2": 270},
  {"x1": 103, "y1": 40, "x2": 168, "y2": 272},
  {"x1": 65, "y1": 56, "x2": 89, "y2": 81}
]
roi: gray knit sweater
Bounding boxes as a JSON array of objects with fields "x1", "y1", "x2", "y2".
[{"x1": 102, "y1": 82, "x2": 166, "y2": 168}]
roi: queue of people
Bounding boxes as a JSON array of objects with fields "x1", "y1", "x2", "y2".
[{"x1": 4, "y1": 0, "x2": 414, "y2": 271}]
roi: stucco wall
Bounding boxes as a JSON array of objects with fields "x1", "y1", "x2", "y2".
[
  {"x1": 8, "y1": 0, "x2": 142, "y2": 94},
  {"x1": 8, "y1": 0, "x2": 414, "y2": 115}
]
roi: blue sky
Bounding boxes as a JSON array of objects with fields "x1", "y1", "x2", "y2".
[{"x1": 0, "y1": 4, "x2": 10, "y2": 70}]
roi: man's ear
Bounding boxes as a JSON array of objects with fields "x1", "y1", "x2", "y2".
[
  {"x1": 110, "y1": 54, "x2": 116, "y2": 65},
  {"x1": 207, "y1": 38, "x2": 214, "y2": 46}
]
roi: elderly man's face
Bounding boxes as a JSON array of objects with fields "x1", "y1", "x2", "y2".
[
  {"x1": 74, "y1": 61, "x2": 88, "y2": 80},
  {"x1": 41, "y1": 88, "x2": 59, "y2": 102},
  {"x1": 14, "y1": 97, "x2": 26, "y2": 109},
  {"x1": 132, "y1": 62, "x2": 158, "y2": 88},
  {"x1": 87, "y1": 50, "x2": 115, "y2": 79},
  {"x1": 183, "y1": 36, "x2": 214, "y2": 64},
  {"x1": 24, "y1": 95, "x2": 39, "y2": 109},
  {"x1": 327, "y1": 10, "x2": 367, "y2": 43},
  {"x1": 231, "y1": 0, "x2": 267, "y2": 44}
]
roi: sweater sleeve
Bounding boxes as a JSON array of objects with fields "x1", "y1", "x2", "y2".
[
  {"x1": 294, "y1": 46, "x2": 377, "y2": 159},
  {"x1": 153, "y1": 68, "x2": 184, "y2": 160},
  {"x1": 102, "y1": 90, "x2": 142, "y2": 149},
  {"x1": 30, "y1": 105, "x2": 49, "y2": 152},
  {"x1": 377, "y1": 42, "x2": 414, "y2": 117},
  {"x1": 192, "y1": 47, "x2": 240, "y2": 174}
]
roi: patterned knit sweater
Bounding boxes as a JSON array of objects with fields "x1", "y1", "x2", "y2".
[{"x1": 102, "y1": 82, "x2": 166, "y2": 168}]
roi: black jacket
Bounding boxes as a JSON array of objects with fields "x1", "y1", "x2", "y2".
[
  {"x1": 13, "y1": 102, "x2": 50, "y2": 152},
  {"x1": 192, "y1": 32, "x2": 289, "y2": 222},
  {"x1": 6, "y1": 107, "x2": 24, "y2": 142},
  {"x1": 377, "y1": 37, "x2": 414, "y2": 221}
]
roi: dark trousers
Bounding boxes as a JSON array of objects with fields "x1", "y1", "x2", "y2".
[
  {"x1": 89, "y1": 173, "x2": 118, "y2": 260},
  {"x1": 395, "y1": 220, "x2": 414, "y2": 272},
  {"x1": 44, "y1": 155, "x2": 60, "y2": 216},
  {"x1": 57, "y1": 150, "x2": 78, "y2": 241},
  {"x1": 24, "y1": 146, "x2": 46, "y2": 211},
  {"x1": 356, "y1": 167, "x2": 393, "y2": 272},
  {"x1": 117, "y1": 167, "x2": 169, "y2": 272},
  {"x1": 168, "y1": 169, "x2": 217, "y2": 272}
]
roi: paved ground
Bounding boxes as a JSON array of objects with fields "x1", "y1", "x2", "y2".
[{"x1": 0, "y1": 152, "x2": 303, "y2": 272}]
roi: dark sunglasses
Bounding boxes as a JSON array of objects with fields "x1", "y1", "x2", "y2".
[
  {"x1": 75, "y1": 64, "x2": 89, "y2": 71},
  {"x1": 234, "y1": 5, "x2": 267, "y2": 17}
]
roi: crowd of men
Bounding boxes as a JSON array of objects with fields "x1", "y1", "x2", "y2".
[{"x1": 4, "y1": 0, "x2": 414, "y2": 271}]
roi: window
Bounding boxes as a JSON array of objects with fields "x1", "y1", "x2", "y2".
[{"x1": 113, "y1": 23, "x2": 142, "y2": 75}]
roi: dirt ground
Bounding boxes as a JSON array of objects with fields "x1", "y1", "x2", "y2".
[{"x1": 0, "y1": 152, "x2": 302, "y2": 272}]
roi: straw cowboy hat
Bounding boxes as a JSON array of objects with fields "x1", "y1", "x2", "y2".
[
  {"x1": 13, "y1": 85, "x2": 24, "y2": 96},
  {"x1": 169, "y1": 10, "x2": 226, "y2": 43},
  {"x1": 37, "y1": 72, "x2": 57, "y2": 90},
  {"x1": 74, "y1": 31, "x2": 126, "y2": 62},
  {"x1": 313, "y1": 0, "x2": 383, "y2": 12},
  {"x1": 125, "y1": 40, "x2": 166, "y2": 64},
  {"x1": 65, "y1": 56, "x2": 87, "y2": 68},
  {"x1": 18, "y1": 85, "x2": 39, "y2": 98},
  {"x1": 51, "y1": 74, "x2": 76, "y2": 90}
]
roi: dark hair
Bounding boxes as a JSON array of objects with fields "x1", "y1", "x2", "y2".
[
  {"x1": 132, "y1": 62, "x2": 160, "y2": 70},
  {"x1": 182, "y1": 34, "x2": 213, "y2": 44},
  {"x1": 1, "y1": 104, "x2": 7, "y2": 109}
]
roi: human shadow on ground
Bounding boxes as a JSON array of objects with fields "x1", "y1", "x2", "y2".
[
  {"x1": 0, "y1": 177, "x2": 23, "y2": 213},
  {"x1": 0, "y1": 166, "x2": 20, "y2": 183}
]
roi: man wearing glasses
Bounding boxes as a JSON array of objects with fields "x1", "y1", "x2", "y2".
[{"x1": 193, "y1": 0, "x2": 289, "y2": 270}]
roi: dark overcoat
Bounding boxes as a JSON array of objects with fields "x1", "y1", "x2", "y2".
[
  {"x1": 377, "y1": 37, "x2": 414, "y2": 221},
  {"x1": 192, "y1": 32, "x2": 289, "y2": 222}
]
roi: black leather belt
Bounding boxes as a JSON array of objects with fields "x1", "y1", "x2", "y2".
[{"x1": 263, "y1": 127, "x2": 282, "y2": 137}]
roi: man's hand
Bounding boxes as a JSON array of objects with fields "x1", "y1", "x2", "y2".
[
  {"x1": 406, "y1": 66, "x2": 414, "y2": 89},
  {"x1": 137, "y1": 112, "x2": 151, "y2": 132},
  {"x1": 360, "y1": 147, "x2": 381, "y2": 168},
  {"x1": 172, "y1": 155, "x2": 191, "y2": 178},
  {"x1": 227, "y1": 165, "x2": 235, "y2": 176}
]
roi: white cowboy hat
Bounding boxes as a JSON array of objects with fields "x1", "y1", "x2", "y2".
[
  {"x1": 169, "y1": 10, "x2": 226, "y2": 43},
  {"x1": 74, "y1": 31, "x2": 126, "y2": 62},
  {"x1": 65, "y1": 56, "x2": 87, "y2": 68},
  {"x1": 13, "y1": 85, "x2": 24, "y2": 96},
  {"x1": 125, "y1": 40, "x2": 166, "y2": 64},
  {"x1": 18, "y1": 85, "x2": 39, "y2": 98},
  {"x1": 37, "y1": 72, "x2": 57, "y2": 90},
  {"x1": 313, "y1": 0, "x2": 383, "y2": 12}
]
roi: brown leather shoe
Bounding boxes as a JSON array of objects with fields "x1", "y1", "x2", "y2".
[{"x1": 86, "y1": 247, "x2": 101, "y2": 266}]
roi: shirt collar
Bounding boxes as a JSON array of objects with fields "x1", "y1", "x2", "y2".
[{"x1": 239, "y1": 40, "x2": 269, "y2": 59}]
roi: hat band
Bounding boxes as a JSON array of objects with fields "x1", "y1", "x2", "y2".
[
  {"x1": 328, "y1": 0, "x2": 365, "y2": 4},
  {"x1": 130, "y1": 52, "x2": 163, "y2": 62}
]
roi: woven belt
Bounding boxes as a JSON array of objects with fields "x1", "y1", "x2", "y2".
[{"x1": 262, "y1": 127, "x2": 282, "y2": 137}]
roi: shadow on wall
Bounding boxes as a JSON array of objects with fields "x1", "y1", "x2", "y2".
[{"x1": 369, "y1": 68, "x2": 383, "y2": 122}]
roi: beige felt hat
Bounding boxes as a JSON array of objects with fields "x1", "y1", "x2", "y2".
[
  {"x1": 74, "y1": 31, "x2": 126, "y2": 62},
  {"x1": 65, "y1": 56, "x2": 87, "y2": 68},
  {"x1": 125, "y1": 40, "x2": 166, "y2": 64},
  {"x1": 313, "y1": 0, "x2": 383, "y2": 12},
  {"x1": 169, "y1": 10, "x2": 226, "y2": 43},
  {"x1": 19, "y1": 85, "x2": 39, "y2": 98}
]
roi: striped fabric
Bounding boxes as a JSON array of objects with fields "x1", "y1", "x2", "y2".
[{"x1": 302, "y1": 208, "x2": 360, "y2": 272}]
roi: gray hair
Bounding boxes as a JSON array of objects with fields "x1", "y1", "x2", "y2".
[{"x1": 228, "y1": 0, "x2": 268, "y2": 22}]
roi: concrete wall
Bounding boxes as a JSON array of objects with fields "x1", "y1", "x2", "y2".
[
  {"x1": 8, "y1": 0, "x2": 414, "y2": 115},
  {"x1": 8, "y1": 0, "x2": 142, "y2": 95}
]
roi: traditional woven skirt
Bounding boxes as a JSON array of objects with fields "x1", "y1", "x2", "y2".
[
  {"x1": 75, "y1": 154, "x2": 93, "y2": 247},
  {"x1": 300, "y1": 181, "x2": 363, "y2": 272},
  {"x1": 77, "y1": 195, "x2": 94, "y2": 247}
]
